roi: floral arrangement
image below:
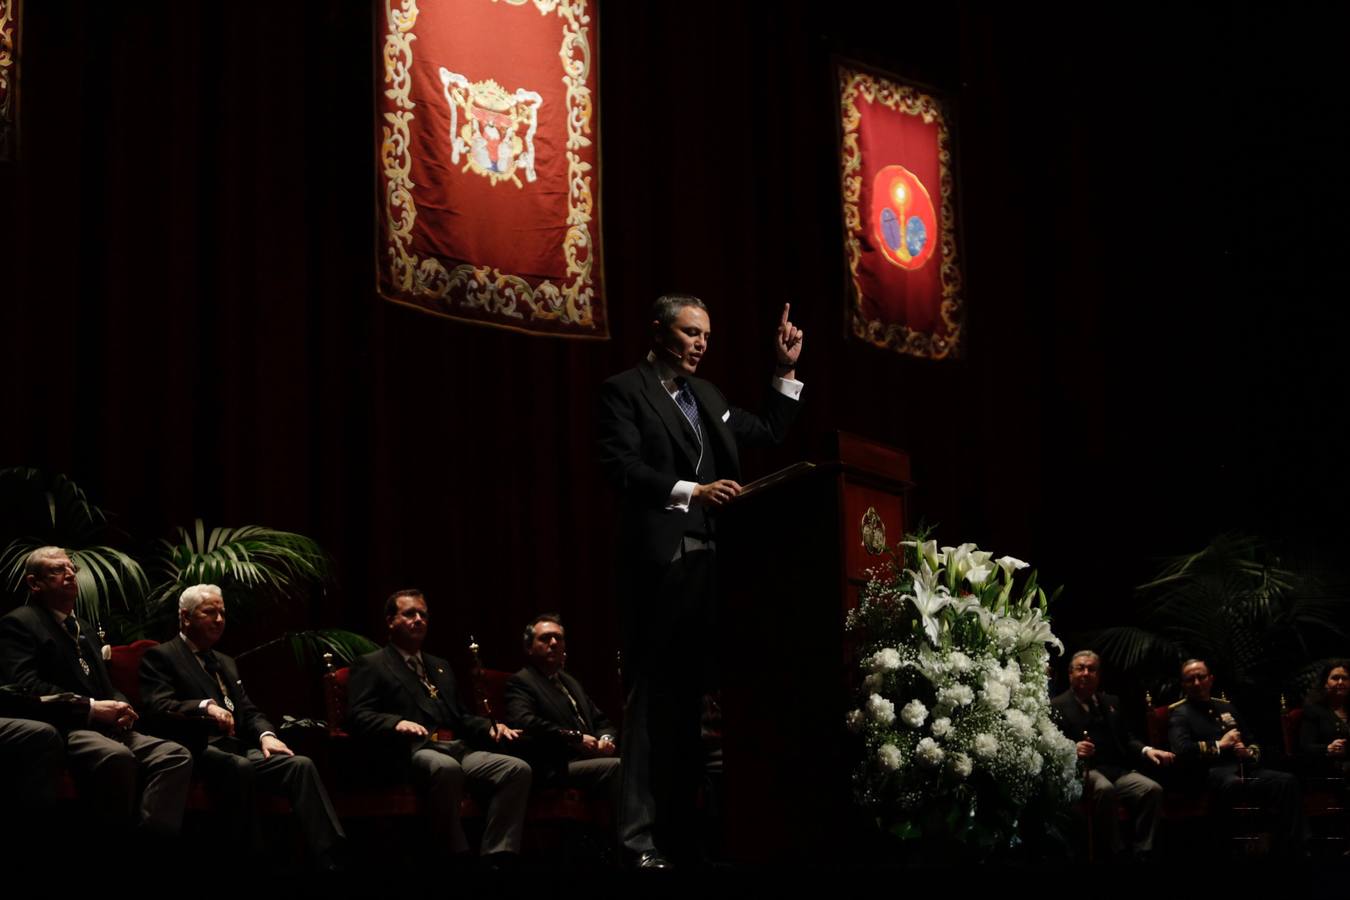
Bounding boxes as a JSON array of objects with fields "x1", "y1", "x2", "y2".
[{"x1": 846, "y1": 537, "x2": 1080, "y2": 854}]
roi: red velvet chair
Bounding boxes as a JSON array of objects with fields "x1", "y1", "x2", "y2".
[
  {"x1": 106, "y1": 639, "x2": 291, "y2": 814},
  {"x1": 1280, "y1": 703, "x2": 1346, "y2": 849},
  {"x1": 320, "y1": 644, "x2": 610, "y2": 832}
]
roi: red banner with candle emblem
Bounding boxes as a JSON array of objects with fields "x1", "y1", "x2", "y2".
[
  {"x1": 839, "y1": 65, "x2": 964, "y2": 359},
  {"x1": 376, "y1": 0, "x2": 606, "y2": 338}
]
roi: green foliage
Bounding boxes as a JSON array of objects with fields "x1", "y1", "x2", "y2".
[
  {"x1": 235, "y1": 629, "x2": 379, "y2": 669},
  {"x1": 148, "y1": 519, "x2": 332, "y2": 614},
  {"x1": 1096, "y1": 534, "x2": 1348, "y2": 698},
  {"x1": 1, "y1": 470, "x2": 341, "y2": 652},
  {"x1": 0, "y1": 467, "x2": 149, "y2": 625}
]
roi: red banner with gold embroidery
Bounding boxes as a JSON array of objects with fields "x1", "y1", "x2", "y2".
[
  {"x1": 376, "y1": 0, "x2": 605, "y2": 338},
  {"x1": 839, "y1": 65, "x2": 963, "y2": 359},
  {"x1": 1, "y1": 0, "x2": 17, "y2": 162}
]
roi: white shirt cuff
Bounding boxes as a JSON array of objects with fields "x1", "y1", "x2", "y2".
[
  {"x1": 667, "y1": 480, "x2": 696, "y2": 512},
  {"x1": 772, "y1": 376, "x2": 803, "y2": 400}
]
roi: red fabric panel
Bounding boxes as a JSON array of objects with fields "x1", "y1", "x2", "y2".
[
  {"x1": 375, "y1": 0, "x2": 605, "y2": 337},
  {"x1": 839, "y1": 65, "x2": 964, "y2": 359}
]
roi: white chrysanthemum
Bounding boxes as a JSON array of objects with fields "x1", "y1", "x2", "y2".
[
  {"x1": 845, "y1": 709, "x2": 865, "y2": 733},
  {"x1": 1004, "y1": 708, "x2": 1035, "y2": 739},
  {"x1": 973, "y1": 733, "x2": 999, "y2": 758},
  {"x1": 930, "y1": 716, "x2": 952, "y2": 739},
  {"x1": 999, "y1": 660, "x2": 1022, "y2": 687},
  {"x1": 915, "y1": 737, "x2": 944, "y2": 768},
  {"x1": 949, "y1": 752, "x2": 973, "y2": 779},
  {"x1": 980, "y1": 680, "x2": 1011, "y2": 712},
  {"x1": 871, "y1": 647, "x2": 903, "y2": 672},
  {"x1": 900, "y1": 699, "x2": 928, "y2": 729},
  {"x1": 994, "y1": 619, "x2": 1019, "y2": 651},
  {"x1": 867, "y1": 693, "x2": 896, "y2": 725},
  {"x1": 862, "y1": 672, "x2": 884, "y2": 692},
  {"x1": 938, "y1": 684, "x2": 974, "y2": 708},
  {"x1": 877, "y1": 743, "x2": 903, "y2": 771},
  {"x1": 947, "y1": 651, "x2": 973, "y2": 674}
]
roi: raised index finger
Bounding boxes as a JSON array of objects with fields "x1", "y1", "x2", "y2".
[{"x1": 780, "y1": 303, "x2": 791, "y2": 328}]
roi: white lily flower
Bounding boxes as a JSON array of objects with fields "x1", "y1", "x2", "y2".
[
  {"x1": 904, "y1": 562, "x2": 953, "y2": 646},
  {"x1": 996, "y1": 555, "x2": 1030, "y2": 579},
  {"x1": 965, "y1": 561, "x2": 994, "y2": 586},
  {"x1": 1014, "y1": 607, "x2": 1064, "y2": 655},
  {"x1": 941, "y1": 543, "x2": 978, "y2": 581},
  {"x1": 900, "y1": 539, "x2": 945, "y2": 571}
]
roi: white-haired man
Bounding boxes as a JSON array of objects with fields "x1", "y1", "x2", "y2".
[
  {"x1": 0, "y1": 546, "x2": 193, "y2": 839},
  {"x1": 139, "y1": 584, "x2": 345, "y2": 869}
]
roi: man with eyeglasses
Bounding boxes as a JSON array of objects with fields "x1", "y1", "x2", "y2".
[
  {"x1": 1051, "y1": 650, "x2": 1172, "y2": 860},
  {"x1": 504, "y1": 613, "x2": 620, "y2": 807},
  {"x1": 0, "y1": 546, "x2": 192, "y2": 841},
  {"x1": 346, "y1": 589, "x2": 531, "y2": 870}
]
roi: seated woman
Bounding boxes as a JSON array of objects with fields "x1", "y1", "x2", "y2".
[{"x1": 1299, "y1": 659, "x2": 1350, "y2": 777}]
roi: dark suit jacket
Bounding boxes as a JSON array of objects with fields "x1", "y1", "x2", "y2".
[
  {"x1": 345, "y1": 644, "x2": 492, "y2": 759},
  {"x1": 139, "y1": 636, "x2": 275, "y2": 750},
  {"x1": 1297, "y1": 702, "x2": 1350, "y2": 761},
  {"x1": 1168, "y1": 696, "x2": 1260, "y2": 768},
  {"x1": 504, "y1": 665, "x2": 614, "y2": 782},
  {"x1": 597, "y1": 359, "x2": 799, "y2": 565},
  {"x1": 0, "y1": 603, "x2": 124, "y2": 709},
  {"x1": 1050, "y1": 690, "x2": 1146, "y2": 779}
]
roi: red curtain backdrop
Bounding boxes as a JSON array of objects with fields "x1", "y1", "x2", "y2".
[
  {"x1": 839, "y1": 64, "x2": 964, "y2": 359},
  {"x1": 375, "y1": 0, "x2": 606, "y2": 338}
]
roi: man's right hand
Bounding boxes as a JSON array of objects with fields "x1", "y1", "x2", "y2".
[
  {"x1": 1330, "y1": 738, "x2": 1347, "y2": 758},
  {"x1": 1218, "y1": 728, "x2": 1242, "y2": 750},
  {"x1": 395, "y1": 719, "x2": 429, "y2": 738},
  {"x1": 692, "y1": 479, "x2": 742, "y2": 508},
  {"x1": 91, "y1": 699, "x2": 137, "y2": 729},
  {"x1": 205, "y1": 701, "x2": 235, "y2": 736},
  {"x1": 1075, "y1": 739, "x2": 1095, "y2": 759}
]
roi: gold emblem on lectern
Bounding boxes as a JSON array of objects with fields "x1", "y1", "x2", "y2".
[{"x1": 861, "y1": 506, "x2": 886, "y2": 555}]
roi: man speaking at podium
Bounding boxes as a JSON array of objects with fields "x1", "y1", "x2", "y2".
[{"x1": 597, "y1": 295, "x2": 803, "y2": 867}]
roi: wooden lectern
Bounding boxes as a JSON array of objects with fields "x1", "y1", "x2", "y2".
[{"x1": 715, "y1": 432, "x2": 913, "y2": 862}]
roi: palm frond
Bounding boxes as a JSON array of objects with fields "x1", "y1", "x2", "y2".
[
  {"x1": 149, "y1": 519, "x2": 333, "y2": 617},
  {"x1": 235, "y1": 629, "x2": 378, "y2": 669}
]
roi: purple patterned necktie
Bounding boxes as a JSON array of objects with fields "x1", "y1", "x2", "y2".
[{"x1": 674, "y1": 379, "x2": 702, "y2": 443}]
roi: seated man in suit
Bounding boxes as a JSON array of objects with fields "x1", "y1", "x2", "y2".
[
  {"x1": 346, "y1": 589, "x2": 531, "y2": 867},
  {"x1": 1168, "y1": 657, "x2": 1304, "y2": 855},
  {"x1": 139, "y1": 583, "x2": 345, "y2": 869},
  {"x1": 1051, "y1": 650, "x2": 1173, "y2": 860},
  {"x1": 504, "y1": 614, "x2": 620, "y2": 806},
  {"x1": 0, "y1": 546, "x2": 192, "y2": 841}
]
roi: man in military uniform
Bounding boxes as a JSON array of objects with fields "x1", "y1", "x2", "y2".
[{"x1": 1167, "y1": 658, "x2": 1304, "y2": 854}]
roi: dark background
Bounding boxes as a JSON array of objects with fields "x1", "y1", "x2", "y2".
[{"x1": 2, "y1": 1, "x2": 1346, "y2": 715}]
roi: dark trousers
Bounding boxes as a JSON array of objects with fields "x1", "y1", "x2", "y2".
[
  {"x1": 620, "y1": 548, "x2": 716, "y2": 859},
  {"x1": 198, "y1": 743, "x2": 345, "y2": 859}
]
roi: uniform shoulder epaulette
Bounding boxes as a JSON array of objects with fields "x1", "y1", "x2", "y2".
[{"x1": 1168, "y1": 698, "x2": 1187, "y2": 709}]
